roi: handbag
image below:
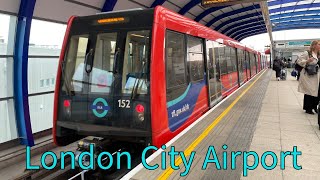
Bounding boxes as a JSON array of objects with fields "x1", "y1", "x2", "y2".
[
  {"x1": 305, "y1": 64, "x2": 319, "y2": 75},
  {"x1": 291, "y1": 69, "x2": 297, "y2": 77}
]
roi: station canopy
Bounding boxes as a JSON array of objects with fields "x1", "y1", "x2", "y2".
[{"x1": 102, "y1": 0, "x2": 320, "y2": 42}]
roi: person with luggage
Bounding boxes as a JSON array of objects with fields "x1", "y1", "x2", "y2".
[{"x1": 296, "y1": 40, "x2": 320, "y2": 115}]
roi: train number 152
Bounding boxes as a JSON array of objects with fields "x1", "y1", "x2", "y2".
[{"x1": 118, "y1": 100, "x2": 130, "y2": 108}]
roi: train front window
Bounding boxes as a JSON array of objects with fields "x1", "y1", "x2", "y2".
[
  {"x1": 121, "y1": 30, "x2": 150, "y2": 95},
  {"x1": 89, "y1": 33, "x2": 117, "y2": 94},
  {"x1": 62, "y1": 35, "x2": 89, "y2": 94}
]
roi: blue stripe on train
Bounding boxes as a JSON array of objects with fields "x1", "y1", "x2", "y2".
[{"x1": 167, "y1": 81, "x2": 206, "y2": 132}]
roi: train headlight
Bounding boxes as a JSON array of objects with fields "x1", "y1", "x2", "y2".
[
  {"x1": 135, "y1": 104, "x2": 145, "y2": 113},
  {"x1": 138, "y1": 113, "x2": 145, "y2": 122},
  {"x1": 63, "y1": 99, "x2": 71, "y2": 117},
  {"x1": 135, "y1": 104, "x2": 145, "y2": 122}
]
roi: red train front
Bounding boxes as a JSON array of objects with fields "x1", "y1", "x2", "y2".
[{"x1": 53, "y1": 6, "x2": 264, "y2": 148}]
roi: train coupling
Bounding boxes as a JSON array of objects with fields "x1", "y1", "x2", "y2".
[{"x1": 75, "y1": 138, "x2": 109, "y2": 170}]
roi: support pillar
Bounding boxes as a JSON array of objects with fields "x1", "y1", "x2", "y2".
[{"x1": 13, "y1": 0, "x2": 36, "y2": 146}]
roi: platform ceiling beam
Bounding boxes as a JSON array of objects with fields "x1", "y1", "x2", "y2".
[
  {"x1": 206, "y1": 4, "x2": 260, "y2": 27},
  {"x1": 230, "y1": 25, "x2": 266, "y2": 39},
  {"x1": 228, "y1": 22, "x2": 265, "y2": 37},
  {"x1": 235, "y1": 29, "x2": 267, "y2": 41},
  {"x1": 218, "y1": 12, "x2": 263, "y2": 33},
  {"x1": 102, "y1": 0, "x2": 117, "y2": 12},
  {"x1": 270, "y1": 10, "x2": 320, "y2": 20},
  {"x1": 273, "y1": 24, "x2": 320, "y2": 31},
  {"x1": 272, "y1": 15, "x2": 320, "y2": 24},
  {"x1": 150, "y1": 0, "x2": 167, "y2": 8},
  {"x1": 179, "y1": 0, "x2": 200, "y2": 15},
  {"x1": 238, "y1": 30, "x2": 266, "y2": 41},
  {"x1": 269, "y1": 3, "x2": 320, "y2": 14},
  {"x1": 194, "y1": 6, "x2": 227, "y2": 22},
  {"x1": 268, "y1": 0, "x2": 300, "y2": 6}
]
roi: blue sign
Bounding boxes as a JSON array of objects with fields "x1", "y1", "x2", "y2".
[
  {"x1": 90, "y1": 98, "x2": 110, "y2": 118},
  {"x1": 288, "y1": 41, "x2": 311, "y2": 46}
]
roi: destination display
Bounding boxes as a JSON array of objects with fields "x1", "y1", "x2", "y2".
[{"x1": 201, "y1": 0, "x2": 264, "y2": 7}]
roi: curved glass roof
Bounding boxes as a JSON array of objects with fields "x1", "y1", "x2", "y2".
[{"x1": 102, "y1": 0, "x2": 320, "y2": 41}]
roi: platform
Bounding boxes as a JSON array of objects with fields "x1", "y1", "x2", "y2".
[{"x1": 126, "y1": 69, "x2": 320, "y2": 180}]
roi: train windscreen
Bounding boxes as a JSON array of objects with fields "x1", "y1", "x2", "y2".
[{"x1": 57, "y1": 12, "x2": 153, "y2": 136}]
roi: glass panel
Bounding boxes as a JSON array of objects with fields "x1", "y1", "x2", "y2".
[
  {"x1": 62, "y1": 35, "x2": 89, "y2": 94},
  {"x1": 28, "y1": 58, "x2": 59, "y2": 94},
  {"x1": 230, "y1": 48, "x2": 237, "y2": 72},
  {"x1": 225, "y1": 47, "x2": 232, "y2": 73},
  {"x1": 218, "y1": 45, "x2": 228, "y2": 75},
  {"x1": 0, "y1": 58, "x2": 13, "y2": 98},
  {"x1": 89, "y1": 33, "x2": 117, "y2": 94},
  {"x1": 0, "y1": 13, "x2": 16, "y2": 55},
  {"x1": 29, "y1": 19, "x2": 66, "y2": 56},
  {"x1": 166, "y1": 31, "x2": 186, "y2": 89},
  {"x1": 188, "y1": 36, "x2": 203, "y2": 53},
  {"x1": 122, "y1": 30, "x2": 150, "y2": 94},
  {"x1": 0, "y1": 99, "x2": 18, "y2": 143},
  {"x1": 188, "y1": 36, "x2": 204, "y2": 82},
  {"x1": 189, "y1": 53, "x2": 204, "y2": 82},
  {"x1": 237, "y1": 49, "x2": 245, "y2": 83},
  {"x1": 29, "y1": 94, "x2": 54, "y2": 133}
]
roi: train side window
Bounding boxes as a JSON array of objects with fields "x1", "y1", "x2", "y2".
[
  {"x1": 218, "y1": 45, "x2": 227, "y2": 76},
  {"x1": 166, "y1": 31, "x2": 186, "y2": 89},
  {"x1": 122, "y1": 30, "x2": 150, "y2": 95},
  {"x1": 230, "y1": 47, "x2": 237, "y2": 72},
  {"x1": 187, "y1": 36, "x2": 204, "y2": 82},
  {"x1": 225, "y1": 47, "x2": 232, "y2": 73}
]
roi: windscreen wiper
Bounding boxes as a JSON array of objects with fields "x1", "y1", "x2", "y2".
[
  {"x1": 112, "y1": 48, "x2": 121, "y2": 74},
  {"x1": 84, "y1": 49, "x2": 94, "y2": 73},
  {"x1": 60, "y1": 60, "x2": 74, "y2": 96},
  {"x1": 130, "y1": 60, "x2": 147, "y2": 100}
]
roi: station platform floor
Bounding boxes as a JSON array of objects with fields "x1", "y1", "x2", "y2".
[
  {"x1": 125, "y1": 69, "x2": 320, "y2": 180},
  {"x1": 2, "y1": 69, "x2": 320, "y2": 180}
]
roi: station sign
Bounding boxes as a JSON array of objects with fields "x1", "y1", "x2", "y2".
[
  {"x1": 275, "y1": 41, "x2": 311, "y2": 49},
  {"x1": 201, "y1": 0, "x2": 264, "y2": 8},
  {"x1": 287, "y1": 41, "x2": 311, "y2": 48}
]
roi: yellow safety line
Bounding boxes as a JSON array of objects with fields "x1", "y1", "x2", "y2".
[{"x1": 157, "y1": 70, "x2": 267, "y2": 180}]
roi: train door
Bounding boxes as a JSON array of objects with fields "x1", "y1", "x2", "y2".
[
  {"x1": 237, "y1": 49, "x2": 245, "y2": 86},
  {"x1": 254, "y1": 54, "x2": 258, "y2": 74},
  {"x1": 245, "y1": 51, "x2": 251, "y2": 79},
  {"x1": 205, "y1": 40, "x2": 222, "y2": 107}
]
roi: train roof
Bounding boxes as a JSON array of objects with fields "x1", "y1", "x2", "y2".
[
  {"x1": 153, "y1": 6, "x2": 257, "y2": 53},
  {"x1": 68, "y1": 6, "x2": 258, "y2": 54}
]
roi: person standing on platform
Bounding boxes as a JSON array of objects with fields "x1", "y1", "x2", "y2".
[
  {"x1": 297, "y1": 40, "x2": 320, "y2": 114},
  {"x1": 273, "y1": 57, "x2": 284, "y2": 81}
]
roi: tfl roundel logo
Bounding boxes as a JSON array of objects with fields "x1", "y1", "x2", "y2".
[{"x1": 90, "y1": 98, "x2": 110, "y2": 118}]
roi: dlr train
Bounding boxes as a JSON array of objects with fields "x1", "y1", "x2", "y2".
[{"x1": 53, "y1": 6, "x2": 268, "y2": 148}]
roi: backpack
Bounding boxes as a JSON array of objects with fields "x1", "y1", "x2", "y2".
[{"x1": 273, "y1": 60, "x2": 280, "y2": 70}]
